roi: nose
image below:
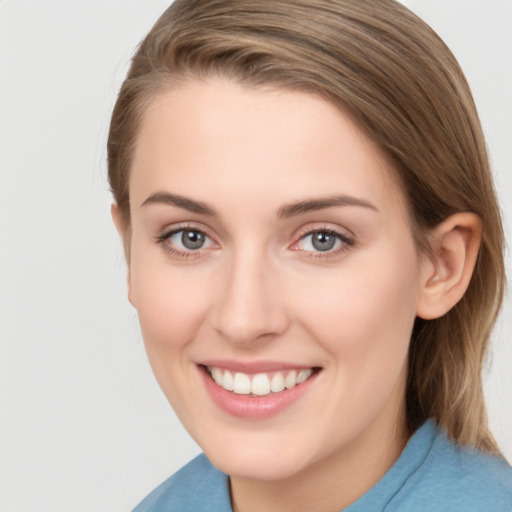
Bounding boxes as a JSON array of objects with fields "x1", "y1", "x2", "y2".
[{"x1": 211, "y1": 250, "x2": 290, "y2": 347}]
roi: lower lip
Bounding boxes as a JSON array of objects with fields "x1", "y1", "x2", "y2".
[{"x1": 199, "y1": 366, "x2": 319, "y2": 419}]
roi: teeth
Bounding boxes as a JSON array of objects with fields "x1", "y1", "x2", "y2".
[
  {"x1": 297, "y1": 369, "x2": 313, "y2": 384},
  {"x1": 284, "y1": 370, "x2": 297, "y2": 389},
  {"x1": 207, "y1": 366, "x2": 315, "y2": 396},
  {"x1": 212, "y1": 367, "x2": 223, "y2": 386},
  {"x1": 251, "y1": 373, "x2": 271, "y2": 396},
  {"x1": 270, "y1": 372, "x2": 285, "y2": 393},
  {"x1": 223, "y1": 370, "x2": 234, "y2": 391},
  {"x1": 233, "y1": 372, "x2": 251, "y2": 394}
]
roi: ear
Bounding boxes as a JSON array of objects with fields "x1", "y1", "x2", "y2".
[
  {"x1": 111, "y1": 203, "x2": 124, "y2": 233},
  {"x1": 111, "y1": 203, "x2": 134, "y2": 306},
  {"x1": 416, "y1": 213, "x2": 482, "y2": 320}
]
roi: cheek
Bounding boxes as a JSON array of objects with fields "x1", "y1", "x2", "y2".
[
  {"x1": 130, "y1": 265, "x2": 214, "y2": 413},
  {"x1": 129, "y1": 247, "x2": 212, "y2": 358},
  {"x1": 288, "y1": 251, "x2": 420, "y2": 440},
  {"x1": 294, "y1": 247, "x2": 421, "y2": 377}
]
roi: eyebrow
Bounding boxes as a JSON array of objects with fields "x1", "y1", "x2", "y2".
[
  {"x1": 141, "y1": 192, "x2": 217, "y2": 215},
  {"x1": 141, "y1": 191, "x2": 378, "y2": 218},
  {"x1": 277, "y1": 195, "x2": 378, "y2": 218}
]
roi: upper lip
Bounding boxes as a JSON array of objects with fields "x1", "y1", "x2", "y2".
[{"x1": 200, "y1": 359, "x2": 319, "y2": 374}]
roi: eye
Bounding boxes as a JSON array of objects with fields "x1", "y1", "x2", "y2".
[
  {"x1": 172, "y1": 229, "x2": 208, "y2": 250},
  {"x1": 303, "y1": 231, "x2": 340, "y2": 252},
  {"x1": 292, "y1": 228, "x2": 354, "y2": 255},
  {"x1": 156, "y1": 227, "x2": 217, "y2": 256}
]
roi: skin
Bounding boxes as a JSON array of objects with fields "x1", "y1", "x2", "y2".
[{"x1": 113, "y1": 79, "x2": 482, "y2": 512}]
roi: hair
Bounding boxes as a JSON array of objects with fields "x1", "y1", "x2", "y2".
[{"x1": 108, "y1": 0, "x2": 505, "y2": 453}]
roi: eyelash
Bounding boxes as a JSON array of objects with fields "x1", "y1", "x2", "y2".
[
  {"x1": 155, "y1": 225, "x2": 355, "y2": 260},
  {"x1": 155, "y1": 225, "x2": 218, "y2": 260},
  {"x1": 291, "y1": 226, "x2": 355, "y2": 260}
]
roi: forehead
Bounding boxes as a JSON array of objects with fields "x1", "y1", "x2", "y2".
[{"x1": 129, "y1": 78, "x2": 407, "y2": 218}]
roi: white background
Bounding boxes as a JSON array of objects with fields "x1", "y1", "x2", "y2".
[{"x1": 0, "y1": 1, "x2": 510, "y2": 511}]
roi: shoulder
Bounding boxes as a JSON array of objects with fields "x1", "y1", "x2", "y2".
[
  {"x1": 132, "y1": 454, "x2": 232, "y2": 512},
  {"x1": 394, "y1": 423, "x2": 512, "y2": 511}
]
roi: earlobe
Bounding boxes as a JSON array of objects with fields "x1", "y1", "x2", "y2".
[{"x1": 416, "y1": 213, "x2": 482, "y2": 320}]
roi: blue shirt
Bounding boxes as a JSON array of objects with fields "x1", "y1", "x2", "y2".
[{"x1": 133, "y1": 420, "x2": 512, "y2": 511}]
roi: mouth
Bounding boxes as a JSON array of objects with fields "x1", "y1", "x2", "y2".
[
  {"x1": 198, "y1": 363, "x2": 321, "y2": 419},
  {"x1": 204, "y1": 365, "x2": 320, "y2": 396}
]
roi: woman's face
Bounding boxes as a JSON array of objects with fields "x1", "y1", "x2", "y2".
[{"x1": 124, "y1": 79, "x2": 430, "y2": 481}]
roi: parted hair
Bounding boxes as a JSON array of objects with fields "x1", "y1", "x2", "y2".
[{"x1": 108, "y1": 0, "x2": 505, "y2": 453}]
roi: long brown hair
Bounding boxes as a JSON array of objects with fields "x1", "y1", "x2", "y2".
[{"x1": 108, "y1": 0, "x2": 505, "y2": 452}]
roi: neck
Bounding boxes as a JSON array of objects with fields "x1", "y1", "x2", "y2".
[{"x1": 229, "y1": 410, "x2": 409, "y2": 512}]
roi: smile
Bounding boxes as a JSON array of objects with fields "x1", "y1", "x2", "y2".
[
  {"x1": 199, "y1": 362, "x2": 322, "y2": 419},
  {"x1": 206, "y1": 366, "x2": 315, "y2": 396}
]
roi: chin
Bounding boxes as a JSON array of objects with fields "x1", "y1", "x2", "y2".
[
  {"x1": 198, "y1": 431, "x2": 314, "y2": 481},
  {"x1": 211, "y1": 452, "x2": 307, "y2": 481}
]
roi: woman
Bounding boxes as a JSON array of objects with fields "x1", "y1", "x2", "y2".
[{"x1": 108, "y1": 0, "x2": 512, "y2": 510}]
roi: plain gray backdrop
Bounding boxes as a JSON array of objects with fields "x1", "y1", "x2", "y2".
[{"x1": 0, "y1": 1, "x2": 511, "y2": 510}]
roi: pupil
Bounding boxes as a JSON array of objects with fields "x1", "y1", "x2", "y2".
[
  {"x1": 312, "y1": 232, "x2": 336, "y2": 251},
  {"x1": 182, "y1": 230, "x2": 205, "y2": 250}
]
